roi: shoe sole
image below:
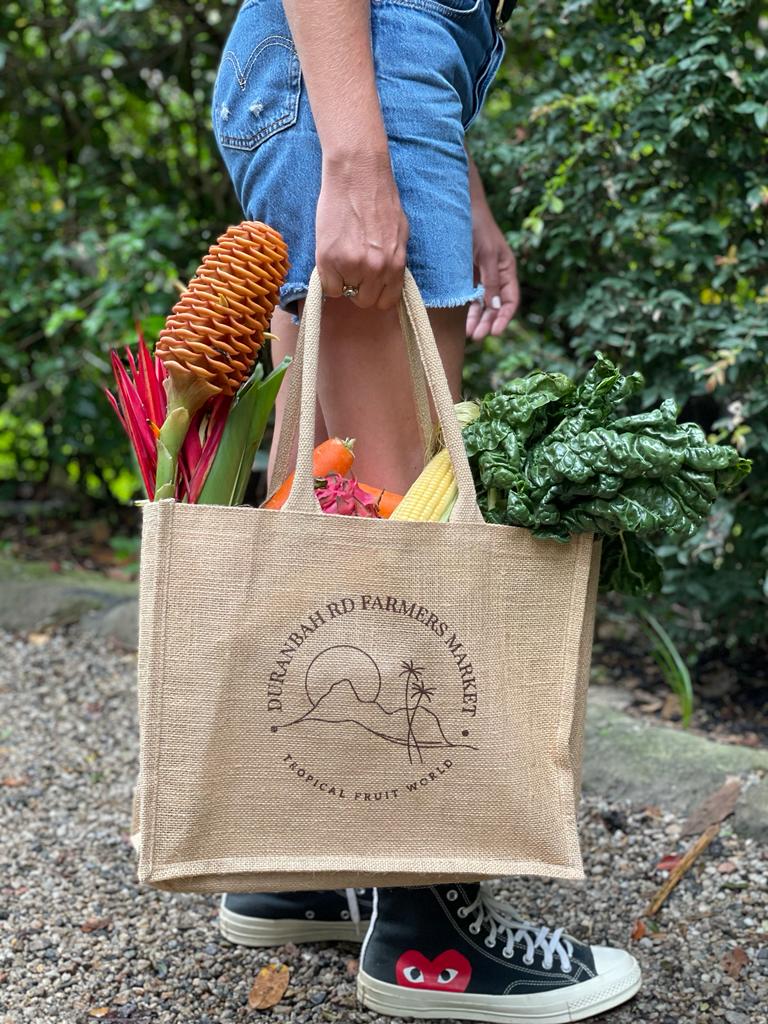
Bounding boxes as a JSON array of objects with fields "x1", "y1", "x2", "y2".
[
  {"x1": 219, "y1": 900, "x2": 367, "y2": 947},
  {"x1": 357, "y1": 960, "x2": 642, "y2": 1023}
]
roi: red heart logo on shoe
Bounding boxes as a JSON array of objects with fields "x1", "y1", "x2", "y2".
[{"x1": 395, "y1": 949, "x2": 472, "y2": 992}]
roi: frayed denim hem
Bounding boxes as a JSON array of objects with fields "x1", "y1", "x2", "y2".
[
  {"x1": 421, "y1": 283, "x2": 485, "y2": 308},
  {"x1": 279, "y1": 281, "x2": 484, "y2": 324},
  {"x1": 279, "y1": 282, "x2": 310, "y2": 325}
]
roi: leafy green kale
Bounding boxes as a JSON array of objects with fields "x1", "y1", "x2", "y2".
[{"x1": 463, "y1": 354, "x2": 751, "y2": 595}]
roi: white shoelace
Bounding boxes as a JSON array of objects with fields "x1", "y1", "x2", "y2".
[
  {"x1": 344, "y1": 888, "x2": 364, "y2": 937},
  {"x1": 457, "y1": 885, "x2": 574, "y2": 972}
]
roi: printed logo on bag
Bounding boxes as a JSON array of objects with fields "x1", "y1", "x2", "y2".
[{"x1": 267, "y1": 594, "x2": 479, "y2": 803}]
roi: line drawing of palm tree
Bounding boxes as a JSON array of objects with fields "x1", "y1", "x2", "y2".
[
  {"x1": 399, "y1": 659, "x2": 424, "y2": 764},
  {"x1": 411, "y1": 679, "x2": 437, "y2": 706},
  {"x1": 407, "y1": 678, "x2": 437, "y2": 765}
]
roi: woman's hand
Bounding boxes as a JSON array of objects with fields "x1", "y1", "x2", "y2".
[
  {"x1": 316, "y1": 150, "x2": 410, "y2": 310},
  {"x1": 465, "y1": 147, "x2": 519, "y2": 341}
]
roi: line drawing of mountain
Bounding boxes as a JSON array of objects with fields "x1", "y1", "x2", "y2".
[{"x1": 274, "y1": 645, "x2": 477, "y2": 764}]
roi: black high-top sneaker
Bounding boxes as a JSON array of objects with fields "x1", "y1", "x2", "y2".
[
  {"x1": 219, "y1": 888, "x2": 373, "y2": 947},
  {"x1": 358, "y1": 884, "x2": 641, "y2": 1023}
]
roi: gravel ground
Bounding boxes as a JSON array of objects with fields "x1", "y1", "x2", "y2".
[{"x1": 1, "y1": 630, "x2": 766, "y2": 1024}]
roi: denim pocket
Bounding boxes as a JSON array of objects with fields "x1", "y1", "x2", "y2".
[
  {"x1": 212, "y1": 9, "x2": 301, "y2": 153},
  {"x1": 463, "y1": 24, "x2": 505, "y2": 129}
]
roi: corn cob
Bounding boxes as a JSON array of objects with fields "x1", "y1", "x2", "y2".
[{"x1": 389, "y1": 448, "x2": 457, "y2": 521}]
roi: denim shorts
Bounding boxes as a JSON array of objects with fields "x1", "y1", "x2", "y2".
[{"x1": 211, "y1": 0, "x2": 506, "y2": 319}]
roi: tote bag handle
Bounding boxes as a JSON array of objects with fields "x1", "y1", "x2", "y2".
[
  {"x1": 271, "y1": 269, "x2": 434, "y2": 495},
  {"x1": 272, "y1": 267, "x2": 484, "y2": 525},
  {"x1": 272, "y1": 284, "x2": 435, "y2": 491}
]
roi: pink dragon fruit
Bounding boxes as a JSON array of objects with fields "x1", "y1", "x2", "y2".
[{"x1": 315, "y1": 473, "x2": 381, "y2": 517}]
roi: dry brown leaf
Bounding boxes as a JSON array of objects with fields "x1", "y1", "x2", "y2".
[
  {"x1": 345, "y1": 958, "x2": 359, "y2": 977},
  {"x1": 642, "y1": 805, "x2": 663, "y2": 819},
  {"x1": 1, "y1": 776, "x2": 27, "y2": 788},
  {"x1": 248, "y1": 964, "x2": 290, "y2": 1010},
  {"x1": 26, "y1": 632, "x2": 50, "y2": 646},
  {"x1": 680, "y1": 777, "x2": 742, "y2": 837},
  {"x1": 722, "y1": 947, "x2": 749, "y2": 980},
  {"x1": 81, "y1": 916, "x2": 111, "y2": 933},
  {"x1": 660, "y1": 693, "x2": 682, "y2": 720},
  {"x1": 638, "y1": 698, "x2": 664, "y2": 714},
  {"x1": 87, "y1": 1009, "x2": 111, "y2": 1019},
  {"x1": 630, "y1": 919, "x2": 647, "y2": 941},
  {"x1": 738, "y1": 733, "x2": 762, "y2": 748}
]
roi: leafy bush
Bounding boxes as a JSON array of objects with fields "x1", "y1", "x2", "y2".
[
  {"x1": 0, "y1": 0, "x2": 242, "y2": 499},
  {"x1": 467, "y1": 0, "x2": 767, "y2": 651}
]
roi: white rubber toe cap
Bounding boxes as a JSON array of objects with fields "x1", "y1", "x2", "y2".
[{"x1": 592, "y1": 944, "x2": 641, "y2": 979}]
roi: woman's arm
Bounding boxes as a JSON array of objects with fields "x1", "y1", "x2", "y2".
[
  {"x1": 465, "y1": 144, "x2": 520, "y2": 339},
  {"x1": 282, "y1": 0, "x2": 409, "y2": 309}
]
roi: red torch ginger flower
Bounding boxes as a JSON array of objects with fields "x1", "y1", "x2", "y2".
[{"x1": 105, "y1": 325, "x2": 231, "y2": 501}]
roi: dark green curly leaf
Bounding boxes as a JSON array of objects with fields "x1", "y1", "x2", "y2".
[{"x1": 462, "y1": 355, "x2": 753, "y2": 596}]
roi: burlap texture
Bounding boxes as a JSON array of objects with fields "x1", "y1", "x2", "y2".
[{"x1": 134, "y1": 269, "x2": 600, "y2": 892}]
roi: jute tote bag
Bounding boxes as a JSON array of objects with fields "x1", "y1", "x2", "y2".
[{"x1": 133, "y1": 268, "x2": 601, "y2": 893}]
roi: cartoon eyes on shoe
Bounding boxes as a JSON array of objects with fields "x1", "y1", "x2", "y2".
[
  {"x1": 437, "y1": 968, "x2": 459, "y2": 984},
  {"x1": 403, "y1": 966, "x2": 425, "y2": 984},
  {"x1": 305, "y1": 910, "x2": 316, "y2": 919},
  {"x1": 340, "y1": 910, "x2": 350, "y2": 920},
  {"x1": 403, "y1": 964, "x2": 459, "y2": 985},
  {"x1": 446, "y1": 889, "x2": 458, "y2": 901},
  {"x1": 395, "y1": 950, "x2": 472, "y2": 993}
]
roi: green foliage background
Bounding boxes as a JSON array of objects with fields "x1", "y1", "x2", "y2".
[{"x1": 1, "y1": 0, "x2": 766, "y2": 654}]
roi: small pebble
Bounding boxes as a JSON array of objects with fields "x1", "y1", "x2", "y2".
[{"x1": 724, "y1": 1012, "x2": 750, "y2": 1024}]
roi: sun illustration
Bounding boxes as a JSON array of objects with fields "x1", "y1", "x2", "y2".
[{"x1": 304, "y1": 645, "x2": 382, "y2": 706}]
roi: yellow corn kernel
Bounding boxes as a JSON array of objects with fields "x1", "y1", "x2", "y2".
[{"x1": 390, "y1": 448, "x2": 457, "y2": 521}]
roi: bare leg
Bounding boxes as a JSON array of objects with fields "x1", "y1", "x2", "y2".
[
  {"x1": 269, "y1": 301, "x2": 466, "y2": 494},
  {"x1": 268, "y1": 307, "x2": 319, "y2": 486}
]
